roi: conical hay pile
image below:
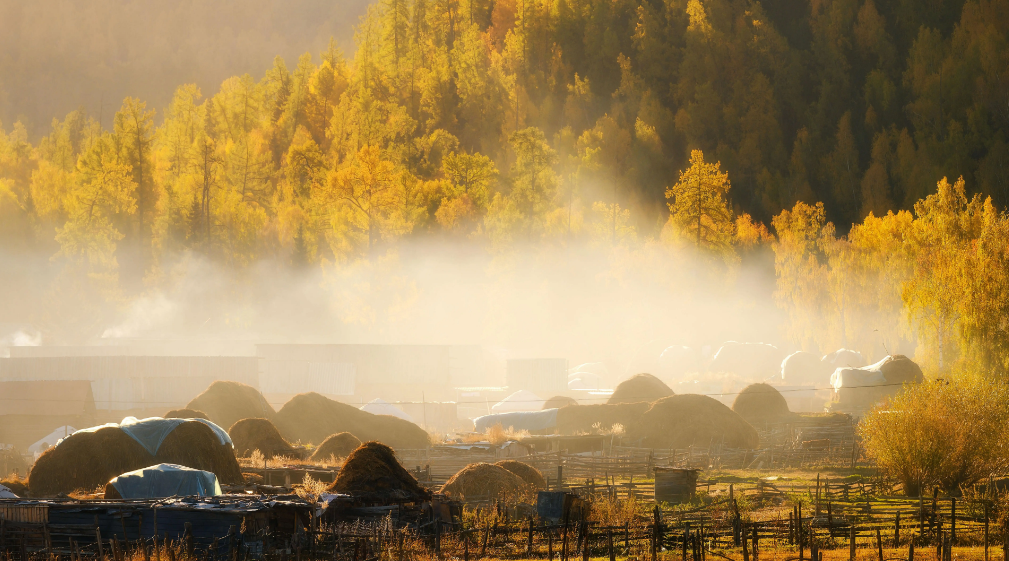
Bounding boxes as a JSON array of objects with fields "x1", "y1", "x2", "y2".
[
  {"x1": 494, "y1": 460, "x2": 546, "y2": 489},
  {"x1": 441, "y1": 463, "x2": 525, "y2": 499},
  {"x1": 607, "y1": 373, "x2": 674, "y2": 404},
  {"x1": 327, "y1": 441, "x2": 430, "y2": 502},
  {"x1": 543, "y1": 395, "x2": 578, "y2": 410},
  {"x1": 626, "y1": 394, "x2": 759, "y2": 450},
  {"x1": 310, "y1": 432, "x2": 362, "y2": 462},
  {"x1": 275, "y1": 393, "x2": 430, "y2": 449},
  {"x1": 229, "y1": 418, "x2": 299, "y2": 459},
  {"x1": 732, "y1": 383, "x2": 791, "y2": 423},
  {"x1": 879, "y1": 355, "x2": 924, "y2": 385},
  {"x1": 28, "y1": 421, "x2": 243, "y2": 496},
  {"x1": 186, "y1": 381, "x2": 275, "y2": 431},
  {"x1": 164, "y1": 408, "x2": 209, "y2": 420},
  {"x1": 555, "y1": 402, "x2": 649, "y2": 434}
]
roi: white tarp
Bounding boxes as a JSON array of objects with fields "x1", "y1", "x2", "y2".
[
  {"x1": 491, "y1": 390, "x2": 544, "y2": 412},
  {"x1": 830, "y1": 356, "x2": 889, "y2": 391},
  {"x1": 360, "y1": 398, "x2": 414, "y2": 422},
  {"x1": 0, "y1": 484, "x2": 17, "y2": 499}
]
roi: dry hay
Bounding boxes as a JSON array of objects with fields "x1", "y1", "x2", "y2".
[
  {"x1": 543, "y1": 396, "x2": 578, "y2": 410},
  {"x1": 229, "y1": 418, "x2": 299, "y2": 459},
  {"x1": 0, "y1": 474, "x2": 28, "y2": 497},
  {"x1": 103, "y1": 483, "x2": 122, "y2": 500},
  {"x1": 28, "y1": 421, "x2": 242, "y2": 497},
  {"x1": 186, "y1": 381, "x2": 275, "y2": 431},
  {"x1": 310, "y1": 432, "x2": 362, "y2": 462},
  {"x1": 556, "y1": 402, "x2": 649, "y2": 434},
  {"x1": 164, "y1": 408, "x2": 209, "y2": 420},
  {"x1": 441, "y1": 463, "x2": 525, "y2": 499},
  {"x1": 275, "y1": 393, "x2": 429, "y2": 448},
  {"x1": 626, "y1": 394, "x2": 760, "y2": 450},
  {"x1": 0, "y1": 446, "x2": 29, "y2": 478},
  {"x1": 732, "y1": 383, "x2": 791, "y2": 424},
  {"x1": 607, "y1": 373, "x2": 673, "y2": 404},
  {"x1": 327, "y1": 441, "x2": 430, "y2": 502},
  {"x1": 494, "y1": 460, "x2": 546, "y2": 489},
  {"x1": 243, "y1": 472, "x2": 265, "y2": 485},
  {"x1": 879, "y1": 355, "x2": 924, "y2": 384}
]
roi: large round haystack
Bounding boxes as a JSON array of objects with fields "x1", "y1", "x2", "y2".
[
  {"x1": 732, "y1": 383, "x2": 791, "y2": 424},
  {"x1": 556, "y1": 402, "x2": 649, "y2": 434},
  {"x1": 442, "y1": 463, "x2": 525, "y2": 499},
  {"x1": 311, "y1": 432, "x2": 362, "y2": 462},
  {"x1": 164, "y1": 408, "x2": 209, "y2": 420},
  {"x1": 327, "y1": 442, "x2": 430, "y2": 502},
  {"x1": 229, "y1": 418, "x2": 298, "y2": 459},
  {"x1": 626, "y1": 394, "x2": 760, "y2": 450},
  {"x1": 186, "y1": 381, "x2": 275, "y2": 431},
  {"x1": 543, "y1": 396, "x2": 578, "y2": 410},
  {"x1": 494, "y1": 460, "x2": 546, "y2": 489},
  {"x1": 607, "y1": 373, "x2": 673, "y2": 404},
  {"x1": 275, "y1": 393, "x2": 429, "y2": 449},
  {"x1": 879, "y1": 355, "x2": 923, "y2": 385},
  {"x1": 28, "y1": 421, "x2": 242, "y2": 497}
]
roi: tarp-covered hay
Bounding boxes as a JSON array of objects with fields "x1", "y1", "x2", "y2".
[
  {"x1": 607, "y1": 373, "x2": 673, "y2": 404},
  {"x1": 494, "y1": 460, "x2": 546, "y2": 489},
  {"x1": 626, "y1": 394, "x2": 759, "y2": 450},
  {"x1": 327, "y1": 441, "x2": 430, "y2": 503},
  {"x1": 542, "y1": 396, "x2": 578, "y2": 410},
  {"x1": 186, "y1": 381, "x2": 275, "y2": 431},
  {"x1": 275, "y1": 393, "x2": 429, "y2": 448},
  {"x1": 879, "y1": 355, "x2": 924, "y2": 384},
  {"x1": 732, "y1": 383, "x2": 791, "y2": 424},
  {"x1": 164, "y1": 408, "x2": 209, "y2": 420},
  {"x1": 0, "y1": 475, "x2": 27, "y2": 498},
  {"x1": 441, "y1": 463, "x2": 525, "y2": 499},
  {"x1": 229, "y1": 418, "x2": 299, "y2": 459},
  {"x1": 310, "y1": 432, "x2": 362, "y2": 462},
  {"x1": 28, "y1": 421, "x2": 242, "y2": 497},
  {"x1": 556, "y1": 402, "x2": 649, "y2": 434}
]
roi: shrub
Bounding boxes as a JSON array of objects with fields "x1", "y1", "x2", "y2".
[{"x1": 859, "y1": 369, "x2": 1009, "y2": 495}]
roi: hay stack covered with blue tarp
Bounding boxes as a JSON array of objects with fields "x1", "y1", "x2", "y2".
[{"x1": 104, "y1": 463, "x2": 222, "y2": 499}]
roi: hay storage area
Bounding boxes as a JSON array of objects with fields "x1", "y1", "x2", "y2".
[
  {"x1": 186, "y1": 381, "x2": 276, "y2": 431},
  {"x1": 626, "y1": 394, "x2": 760, "y2": 450},
  {"x1": 732, "y1": 383, "x2": 791, "y2": 424},
  {"x1": 275, "y1": 393, "x2": 429, "y2": 449},
  {"x1": 494, "y1": 460, "x2": 546, "y2": 489},
  {"x1": 543, "y1": 395, "x2": 578, "y2": 410},
  {"x1": 28, "y1": 421, "x2": 242, "y2": 497},
  {"x1": 164, "y1": 408, "x2": 209, "y2": 420},
  {"x1": 327, "y1": 442, "x2": 430, "y2": 503},
  {"x1": 229, "y1": 418, "x2": 299, "y2": 458},
  {"x1": 441, "y1": 463, "x2": 525, "y2": 499},
  {"x1": 607, "y1": 373, "x2": 674, "y2": 404},
  {"x1": 555, "y1": 402, "x2": 649, "y2": 434},
  {"x1": 310, "y1": 432, "x2": 362, "y2": 462}
]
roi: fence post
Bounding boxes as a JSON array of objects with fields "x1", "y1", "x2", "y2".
[
  {"x1": 528, "y1": 517, "x2": 534, "y2": 556},
  {"x1": 95, "y1": 517, "x2": 105, "y2": 561},
  {"x1": 742, "y1": 526, "x2": 749, "y2": 561},
  {"x1": 984, "y1": 504, "x2": 989, "y2": 561},
  {"x1": 608, "y1": 531, "x2": 615, "y2": 561},
  {"x1": 798, "y1": 503, "x2": 803, "y2": 561},
  {"x1": 464, "y1": 532, "x2": 470, "y2": 561},
  {"x1": 951, "y1": 498, "x2": 956, "y2": 544},
  {"x1": 549, "y1": 530, "x2": 554, "y2": 561},
  {"x1": 895, "y1": 512, "x2": 901, "y2": 548},
  {"x1": 849, "y1": 525, "x2": 856, "y2": 561},
  {"x1": 651, "y1": 506, "x2": 659, "y2": 561},
  {"x1": 908, "y1": 536, "x2": 914, "y2": 561},
  {"x1": 582, "y1": 527, "x2": 590, "y2": 561},
  {"x1": 876, "y1": 528, "x2": 884, "y2": 561}
]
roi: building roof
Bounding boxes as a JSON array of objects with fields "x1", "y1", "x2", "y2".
[{"x1": 0, "y1": 380, "x2": 94, "y2": 416}]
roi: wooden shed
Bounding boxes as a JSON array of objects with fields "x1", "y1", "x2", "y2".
[{"x1": 653, "y1": 467, "x2": 700, "y2": 504}]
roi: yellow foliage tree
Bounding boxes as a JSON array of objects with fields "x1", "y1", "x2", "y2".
[{"x1": 665, "y1": 149, "x2": 733, "y2": 253}]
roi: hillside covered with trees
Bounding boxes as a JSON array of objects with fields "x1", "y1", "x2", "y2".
[{"x1": 1, "y1": 0, "x2": 1008, "y2": 374}]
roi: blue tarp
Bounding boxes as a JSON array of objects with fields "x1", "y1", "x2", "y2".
[
  {"x1": 474, "y1": 408, "x2": 558, "y2": 433},
  {"x1": 60, "y1": 417, "x2": 233, "y2": 455},
  {"x1": 110, "y1": 464, "x2": 222, "y2": 499}
]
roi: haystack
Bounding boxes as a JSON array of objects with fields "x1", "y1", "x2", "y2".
[
  {"x1": 879, "y1": 355, "x2": 923, "y2": 384},
  {"x1": 626, "y1": 394, "x2": 760, "y2": 449},
  {"x1": 556, "y1": 402, "x2": 649, "y2": 434},
  {"x1": 164, "y1": 408, "x2": 209, "y2": 420},
  {"x1": 494, "y1": 460, "x2": 546, "y2": 489},
  {"x1": 327, "y1": 441, "x2": 430, "y2": 502},
  {"x1": 310, "y1": 432, "x2": 362, "y2": 462},
  {"x1": 28, "y1": 421, "x2": 242, "y2": 497},
  {"x1": 186, "y1": 381, "x2": 275, "y2": 430},
  {"x1": 0, "y1": 475, "x2": 28, "y2": 497},
  {"x1": 607, "y1": 373, "x2": 673, "y2": 404},
  {"x1": 543, "y1": 396, "x2": 578, "y2": 410},
  {"x1": 229, "y1": 418, "x2": 299, "y2": 458},
  {"x1": 732, "y1": 383, "x2": 791, "y2": 424},
  {"x1": 441, "y1": 463, "x2": 525, "y2": 499},
  {"x1": 275, "y1": 393, "x2": 429, "y2": 448}
]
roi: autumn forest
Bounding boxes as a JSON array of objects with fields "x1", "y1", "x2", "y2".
[{"x1": 1, "y1": 0, "x2": 1009, "y2": 375}]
